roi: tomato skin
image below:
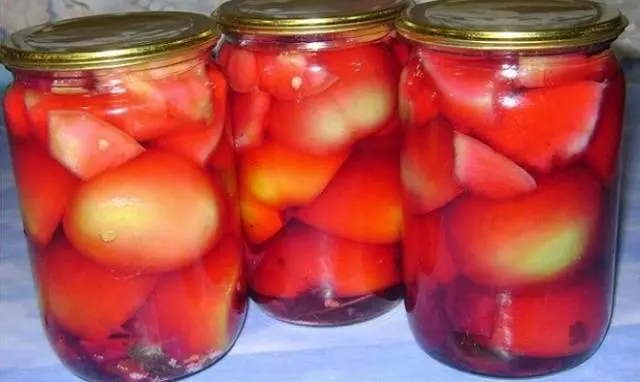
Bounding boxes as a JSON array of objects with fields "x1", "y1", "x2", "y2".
[
  {"x1": 36, "y1": 236, "x2": 157, "y2": 340},
  {"x1": 63, "y1": 150, "x2": 225, "y2": 274}
]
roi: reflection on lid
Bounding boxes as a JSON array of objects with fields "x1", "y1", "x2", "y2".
[{"x1": 396, "y1": 0, "x2": 628, "y2": 50}]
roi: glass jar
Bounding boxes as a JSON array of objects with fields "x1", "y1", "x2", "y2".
[
  {"x1": 395, "y1": 0, "x2": 628, "y2": 378},
  {"x1": 0, "y1": 12, "x2": 246, "y2": 382},
  {"x1": 212, "y1": 0, "x2": 407, "y2": 326}
]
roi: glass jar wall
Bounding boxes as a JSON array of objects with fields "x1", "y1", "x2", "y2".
[
  {"x1": 395, "y1": 0, "x2": 628, "y2": 378},
  {"x1": 213, "y1": 0, "x2": 408, "y2": 326},
  {"x1": 0, "y1": 12, "x2": 246, "y2": 382}
]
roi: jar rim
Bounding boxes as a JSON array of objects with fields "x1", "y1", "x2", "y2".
[
  {"x1": 212, "y1": 0, "x2": 408, "y2": 36},
  {"x1": 0, "y1": 11, "x2": 219, "y2": 71},
  {"x1": 395, "y1": 0, "x2": 629, "y2": 51}
]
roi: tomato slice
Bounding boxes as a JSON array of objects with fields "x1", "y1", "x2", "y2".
[
  {"x1": 3, "y1": 84, "x2": 31, "y2": 139},
  {"x1": 238, "y1": 140, "x2": 349, "y2": 209},
  {"x1": 256, "y1": 51, "x2": 336, "y2": 100},
  {"x1": 516, "y1": 53, "x2": 616, "y2": 88},
  {"x1": 488, "y1": 275, "x2": 609, "y2": 357},
  {"x1": 296, "y1": 140, "x2": 403, "y2": 244},
  {"x1": 453, "y1": 132, "x2": 536, "y2": 199},
  {"x1": 488, "y1": 81, "x2": 604, "y2": 173},
  {"x1": 402, "y1": 213, "x2": 458, "y2": 286},
  {"x1": 11, "y1": 142, "x2": 79, "y2": 247},
  {"x1": 133, "y1": 237, "x2": 244, "y2": 360},
  {"x1": 584, "y1": 73, "x2": 626, "y2": 183},
  {"x1": 401, "y1": 117, "x2": 461, "y2": 214},
  {"x1": 48, "y1": 111, "x2": 145, "y2": 179},
  {"x1": 268, "y1": 44, "x2": 398, "y2": 155},
  {"x1": 419, "y1": 49, "x2": 503, "y2": 134},
  {"x1": 36, "y1": 236, "x2": 157, "y2": 340},
  {"x1": 240, "y1": 195, "x2": 285, "y2": 245},
  {"x1": 399, "y1": 56, "x2": 439, "y2": 129},
  {"x1": 445, "y1": 166, "x2": 602, "y2": 288},
  {"x1": 225, "y1": 48, "x2": 259, "y2": 93},
  {"x1": 151, "y1": 125, "x2": 223, "y2": 167},
  {"x1": 231, "y1": 90, "x2": 271, "y2": 151},
  {"x1": 251, "y1": 223, "x2": 401, "y2": 298}
]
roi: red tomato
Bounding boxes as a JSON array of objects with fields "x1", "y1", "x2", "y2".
[
  {"x1": 445, "y1": 278, "x2": 499, "y2": 338},
  {"x1": 206, "y1": 62, "x2": 229, "y2": 134},
  {"x1": 419, "y1": 49, "x2": 503, "y2": 134},
  {"x1": 268, "y1": 44, "x2": 398, "y2": 155},
  {"x1": 133, "y1": 237, "x2": 245, "y2": 360},
  {"x1": 11, "y1": 142, "x2": 79, "y2": 247},
  {"x1": 3, "y1": 84, "x2": 30, "y2": 139},
  {"x1": 251, "y1": 223, "x2": 401, "y2": 299},
  {"x1": 255, "y1": 51, "x2": 336, "y2": 100},
  {"x1": 208, "y1": 130, "x2": 236, "y2": 172},
  {"x1": 399, "y1": 56, "x2": 439, "y2": 129},
  {"x1": 453, "y1": 131, "x2": 536, "y2": 199},
  {"x1": 489, "y1": 275, "x2": 609, "y2": 357},
  {"x1": 36, "y1": 236, "x2": 157, "y2": 340},
  {"x1": 48, "y1": 111, "x2": 145, "y2": 179},
  {"x1": 231, "y1": 90, "x2": 271, "y2": 151},
  {"x1": 238, "y1": 140, "x2": 349, "y2": 209},
  {"x1": 446, "y1": 166, "x2": 602, "y2": 288},
  {"x1": 64, "y1": 150, "x2": 225, "y2": 273},
  {"x1": 402, "y1": 213, "x2": 458, "y2": 285},
  {"x1": 240, "y1": 195, "x2": 285, "y2": 245},
  {"x1": 516, "y1": 53, "x2": 616, "y2": 88},
  {"x1": 487, "y1": 81, "x2": 604, "y2": 173},
  {"x1": 296, "y1": 140, "x2": 403, "y2": 244},
  {"x1": 225, "y1": 48, "x2": 259, "y2": 93},
  {"x1": 390, "y1": 38, "x2": 411, "y2": 66},
  {"x1": 151, "y1": 124, "x2": 223, "y2": 167},
  {"x1": 163, "y1": 67, "x2": 213, "y2": 124},
  {"x1": 401, "y1": 117, "x2": 461, "y2": 214},
  {"x1": 584, "y1": 72, "x2": 626, "y2": 183}
]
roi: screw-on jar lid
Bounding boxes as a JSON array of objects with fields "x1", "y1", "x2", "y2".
[
  {"x1": 396, "y1": 0, "x2": 628, "y2": 51},
  {"x1": 213, "y1": 0, "x2": 408, "y2": 36},
  {"x1": 0, "y1": 11, "x2": 219, "y2": 71}
]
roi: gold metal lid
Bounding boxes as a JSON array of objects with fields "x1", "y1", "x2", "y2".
[
  {"x1": 0, "y1": 11, "x2": 219, "y2": 71},
  {"x1": 396, "y1": 0, "x2": 629, "y2": 51},
  {"x1": 213, "y1": 0, "x2": 408, "y2": 35}
]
